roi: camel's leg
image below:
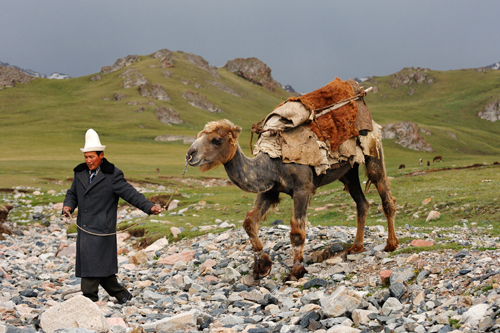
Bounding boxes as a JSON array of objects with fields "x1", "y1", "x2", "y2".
[
  {"x1": 243, "y1": 191, "x2": 279, "y2": 280},
  {"x1": 340, "y1": 164, "x2": 370, "y2": 253},
  {"x1": 366, "y1": 153, "x2": 399, "y2": 252},
  {"x1": 284, "y1": 189, "x2": 311, "y2": 282}
]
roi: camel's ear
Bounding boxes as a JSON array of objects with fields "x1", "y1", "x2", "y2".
[{"x1": 232, "y1": 125, "x2": 242, "y2": 139}]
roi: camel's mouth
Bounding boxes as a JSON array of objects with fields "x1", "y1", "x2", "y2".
[
  {"x1": 186, "y1": 153, "x2": 204, "y2": 167},
  {"x1": 187, "y1": 159, "x2": 201, "y2": 167}
]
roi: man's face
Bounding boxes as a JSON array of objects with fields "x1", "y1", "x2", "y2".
[{"x1": 84, "y1": 152, "x2": 104, "y2": 170}]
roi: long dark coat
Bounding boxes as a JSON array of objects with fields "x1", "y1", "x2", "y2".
[{"x1": 63, "y1": 158, "x2": 154, "y2": 277}]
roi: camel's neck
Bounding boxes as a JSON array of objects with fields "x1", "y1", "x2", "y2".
[{"x1": 223, "y1": 146, "x2": 276, "y2": 193}]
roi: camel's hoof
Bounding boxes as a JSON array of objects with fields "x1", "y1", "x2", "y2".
[
  {"x1": 283, "y1": 265, "x2": 308, "y2": 282},
  {"x1": 384, "y1": 240, "x2": 399, "y2": 252},
  {"x1": 252, "y1": 253, "x2": 273, "y2": 280},
  {"x1": 346, "y1": 244, "x2": 364, "y2": 254}
]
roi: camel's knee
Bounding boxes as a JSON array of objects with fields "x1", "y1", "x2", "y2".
[
  {"x1": 243, "y1": 212, "x2": 257, "y2": 234},
  {"x1": 290, "y1": 232, "x2": 305, "y2": 247}
]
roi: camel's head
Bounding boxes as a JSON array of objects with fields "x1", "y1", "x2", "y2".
[{"x1": 186, "y1": 119, "x2": 242, "y2": 172}]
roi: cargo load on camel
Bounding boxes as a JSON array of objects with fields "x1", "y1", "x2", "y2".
[{"x1": 251, "y1": 77, "x2": 381, "y2": 175}]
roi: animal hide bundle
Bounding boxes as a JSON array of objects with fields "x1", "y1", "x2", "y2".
[{"x1": 253, "y1": 78, "x2": 381, "y2": 175}]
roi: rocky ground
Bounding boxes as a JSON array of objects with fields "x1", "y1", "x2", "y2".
[{"x1": 1, "y1": 187, "x2": 500, "y2": 333}]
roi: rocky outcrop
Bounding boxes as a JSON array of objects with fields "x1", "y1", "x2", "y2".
[
  {"x1": 101, "y1": 55, "x2": 141, "y2": 74},
  {"x1": 113, "y1": 92, "x2": 127, "y2": 101},
  {"x1": 154, "y1": 134, "x2": 195, "y2": 144},
  {"x1": 207, "y1": 80, "x2": 240, "y2": 97},
  {"x1": 155, "y1": 106, "x2": 182, "y2": 125},
  {"x1": 119, "y1": 68, "x2": 148, "y2": 88},
  {"x1": 182, "y1": 91, "x2": 222, "y2": 113},
  {"x1": 391, "y1": 67, "x2": 434, "y2": 95},
  {"x1": 151, "y1": 49, "x2": 175, "y2": 68},
  {"x1": 40, "y1": 295, "x2": 110, "y2": 333},
  {"x1": 139, "y1": 83, "x2": 171, "y2": 101},
  {"x1": 0, "y1": 65, "x2": 36, "y2": 89},
  {"x1": 478, "y1": 99, "x2": 500, "y2": 122},
  {"x1": 382, "y1": 121, "x2": 433, "y2": 152},
  {"x1": 183, "y1": 52, "x2": 219, "y2": 78},
  {"x1": 224, "y1": 57, "x2": 281, "y2": 92}
]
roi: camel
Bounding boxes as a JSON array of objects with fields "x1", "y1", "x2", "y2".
[{"x1": 186, "y1": 119, "x2": 398, "y2": 281}]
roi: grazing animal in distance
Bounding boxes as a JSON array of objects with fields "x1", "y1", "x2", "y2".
[
  {"x1": 427, "y1": 161, "x2": 430, "y2": 166},
  {"x1": 156, "y1": 168, "x2": 160, "y2": 175},
  {"x1": 433, "y1": 156, "x2": 443, "y2": 162},
  {"x1": 399, "y1": 164, "x2": 405, "y2": 169},
  {"x1": 186, "y1": 119, "x2": 398, "y2": 281},
  {"x1": 419, "y1": 158, "x2": 423, "y2": 165}
]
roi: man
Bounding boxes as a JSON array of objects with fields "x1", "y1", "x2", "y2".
[{"x1": 63, "y1": 129, "x2": 162, "y2": 304}]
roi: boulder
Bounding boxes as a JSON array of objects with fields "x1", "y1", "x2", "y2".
[
  {"x1": 382, "y1": 121, "x2": 433, "y2": 152},
  {"x1": 224, "y1": 57, "x2": 281, "y2": 92},
  {"x1": 183, "y1": 52, "x2": 219, "y2": 77},
  {"x1": 139, "y1": 83, "x2": 171, "y2": 101},
  {"x1": 478, "y1": 99, "x2": 500, "y2": 122},
  {"x1": 101, "y1": 55, "x2": 141, "y2": 74},
  {"x1": 320, "y1": 286, "x2": 362, "y2": 317},
  {"x1": 40, "y1": 295, "x2": 110, "y2": 333},
  {"x1": 155, "y1": 106, "x2": 182, "y2": 125},
  {"x1": 182, "y1": 91, "x2": 221, "y2": 113}
]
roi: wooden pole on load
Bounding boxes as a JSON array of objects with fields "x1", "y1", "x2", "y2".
[{"x1": 315, "y1": 87, "x2": 373, "y2": 118}]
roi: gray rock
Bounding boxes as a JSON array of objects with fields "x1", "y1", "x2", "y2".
[{"x1": 40, "y1": 295, "x2": 110, "y2": 333}]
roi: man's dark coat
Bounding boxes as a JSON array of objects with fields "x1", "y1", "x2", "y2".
[{"x1": 63, "y1": 158, "x2": 154, "y2": 277}]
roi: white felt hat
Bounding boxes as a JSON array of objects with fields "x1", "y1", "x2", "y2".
[{"x1": 80, "y1": 129, "x2": 106, "y2": 152}]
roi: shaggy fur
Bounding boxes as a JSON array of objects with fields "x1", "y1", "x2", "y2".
[{"x1": 277, "y1": 78, "x2": 359, "y2": 151}]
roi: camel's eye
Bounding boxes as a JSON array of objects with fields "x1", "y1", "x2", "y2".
[{"x1": 211, "y1": 137, "x2": 222, "y2": 146}]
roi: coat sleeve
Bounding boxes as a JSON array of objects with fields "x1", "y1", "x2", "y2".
[
  {"x1": 63, "y1": 176, "x2": 78, "y2": 213},
  {"x1": 112, "y1": 168, "x2": 155, "y2": 214}
]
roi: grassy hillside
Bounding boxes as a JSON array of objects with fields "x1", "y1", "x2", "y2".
[
  {"x1": 363, "y1": 67, "x2": 500, "y2": 161},
  {"x1": 0, "y1": 51, "x2": 291, "y2": 188},
  {"x1": 1, "y1": 56, "x2": 499, "y2": 192}
]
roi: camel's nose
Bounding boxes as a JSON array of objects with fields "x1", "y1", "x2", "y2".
[{"x1": 186, "y1": 148, "x2": 196, "y2": 164}]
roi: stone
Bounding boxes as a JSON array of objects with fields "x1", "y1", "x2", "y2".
[
  {"x1": 130, "y1": 251, "x2": 149, "y2": 265},
  {"x1": 390, "y1": 266, "x2": 415, "y2": 284},
  {"x1": 351, "y1": 309, "x2": 376, "y2": 326},
  {"x1": 107, "y1": 317, "x2": 128, "y2": 328},
  {"x1": 200, "y1": 258, "x2": 217, "y2": 272},
  {"x1": 170, "y1": 227, "x2": 182, "y2": 239},
  {"x1": 167, "y1": 199, "x2": 180, "y2": 211},
  {"x1": 426, "y1": 211, "x2": 441, "y2": 222},
  {"x1": 320, "y1": 286, "x2": 363, "y2": 317},
  {"x1": 56, "y1": 243, "x2": 76, "y2": 258},
  {"x1": 326, "y1": 326, "x2": 361, "y2": 333},
  {"x1": 460, "y1": 303, "x2": 489, "y2": 325},
  {"x1": 410, "y1": 239, "x2": 435, "y2": 247},
  {"x1": 154, "y1": 310, "x2": 198, "y2": 331},
  {"x1": 158, "y1": 250, "x2": 195, "y2": 265},
  {"x1": 380, "y1": 270, "x2": 392, "y2": 284},
  {"x1": 389, "y1": 282, "x2": 406, "y2": 300},
  {"x1": 381, "y1": 297, "x2": 403, "y2": 316},
  {"x1": 143, "y1": 237, "x2": 168, "y2": 252},
  {"x1": 40, "y1": 295, "x2": 110, "y2": 333}
]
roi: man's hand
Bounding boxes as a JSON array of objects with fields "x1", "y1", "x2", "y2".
[
  {"x1": 62, "y1": 206, "x2": 72, "y2": 217},
  {"x1": 149, "y1": 205, "x2": 162, "y2": 215}
]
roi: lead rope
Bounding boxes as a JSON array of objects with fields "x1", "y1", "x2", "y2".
[{"x1": 65, "y1": 156, "x2": 192, "y2": 237}]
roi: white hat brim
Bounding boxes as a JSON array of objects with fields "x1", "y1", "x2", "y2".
[{"x1": 80, "y1": 145, "x2": 106, "y2": 153}]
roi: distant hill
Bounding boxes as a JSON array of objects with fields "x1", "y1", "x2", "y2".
[
  {"x1": 0, "y1": 49, "x2": 292, "y2": 177},
  {"x1": 0, "y1": 61, "x2": 70, "y2": 79}
]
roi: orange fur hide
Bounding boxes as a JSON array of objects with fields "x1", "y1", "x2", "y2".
[{"x1": 277, "y1": 77, "x2": 359, "y2": 151}]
